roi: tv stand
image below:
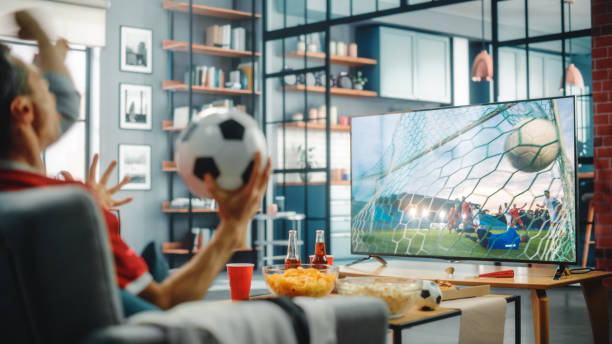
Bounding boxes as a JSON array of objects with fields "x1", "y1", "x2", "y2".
[
  {"x1": 345, "y1": 255, "x2": 388, "y2": 267},
  {"x1": 553, "y1": 264, "x2": 570, "y2": 280}
]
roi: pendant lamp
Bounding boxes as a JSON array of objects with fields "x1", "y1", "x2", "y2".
[
  {"x1": 471, "y1": 0, "x2": 493, "y2": 82},
  {"x1": 561, "y1": 0, "x2": 584, "y2": 90}
]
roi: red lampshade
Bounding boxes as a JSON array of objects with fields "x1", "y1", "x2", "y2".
[
  {"x1": 471, "y1": 50, "x2": 493, "y2": 82},
  {"x1": 562, "y1": 63, "x2": 584, "y2": 89}
]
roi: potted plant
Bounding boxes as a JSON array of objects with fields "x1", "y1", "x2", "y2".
[{"x1": 353, "y1": 71, "x2": 368, "y2": 90}]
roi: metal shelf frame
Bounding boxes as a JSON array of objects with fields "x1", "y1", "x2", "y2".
[{"x1": 165, "y1": 0, "x2": 259, "y2": 267}]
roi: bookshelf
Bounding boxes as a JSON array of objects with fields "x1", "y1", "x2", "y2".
[
  {"x1": 162, "y1": 0, "x2": 261, "y2": 19},
  {"x1": 284, "y1": 50, "x2": 377, "y2": 67},
  {"x1": 282, "y1": 122, "x2": 351, "y2": 132},
  {"x1": 280, "y1": 84, "x2": 377, "y2": 98},
  {"x1": 162, "y1": 0, "x2": 260, "y2": 266},
  {"x1": 163, "y1": 39, "x2": 261, "y2": 58},
  {"x1": 163, "y1": 80, "x2": 261, "y2": 96}
]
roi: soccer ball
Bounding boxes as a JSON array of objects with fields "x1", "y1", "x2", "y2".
[
  {"x1": 504, "y1": 118, "x2": 560, "y2": 173},
  {"x1": 175, "y1": 107, "x2": 268, "y2": 198},
  {"x1": 416, "y1": 280, "x2": 442, "y2": 311}
]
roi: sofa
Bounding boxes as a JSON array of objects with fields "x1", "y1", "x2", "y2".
[{"x1": 0, "y1": 186, "x2": 388, "y2": 343}]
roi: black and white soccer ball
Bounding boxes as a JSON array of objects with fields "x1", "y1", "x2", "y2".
[
  {"x1": 175, "y1": 107, "x2": 268, "y2": 198},
  {"x1": 504, "y1": 118, "x2": 560, "y2": 173},
  {"x1": 416, "y1": 280, "x2": 442, "y2": 311}
]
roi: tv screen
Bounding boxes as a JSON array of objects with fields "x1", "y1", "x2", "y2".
[{"x1": 351, "y1": 97, "x2": 577, "y2": 264}]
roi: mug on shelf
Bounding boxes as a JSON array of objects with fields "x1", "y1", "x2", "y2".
[
  {"x1": 349, "y1": 43, "x2": 358, "y2": 58},
  {"x1": 337, "y1": 42, "x2": 347, "y2": 56},
  {"x1": 329, "y1": 41, "x2": 337, "y2": 56}
]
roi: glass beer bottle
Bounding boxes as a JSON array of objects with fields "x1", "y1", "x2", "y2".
[
  {"x1": 311, "y1": 229, "x2": 328, "y2": 269},
  {"x1": 284, "y1": 230, "x2": 301, "y2": 269}
]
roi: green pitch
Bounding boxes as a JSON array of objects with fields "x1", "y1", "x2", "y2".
[{"x1": 355, "y1": 229, "x2": 565, "y2": 261}]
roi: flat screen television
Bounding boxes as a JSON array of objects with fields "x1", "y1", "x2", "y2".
[{"x1": 351, "y1": 96, "x2": 577, "y2": 264}]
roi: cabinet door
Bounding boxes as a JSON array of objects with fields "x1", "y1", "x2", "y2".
[
  {"x1": 544, "y1": 55, "x2": 563, "y2": 97},
  {"x1": 498, "y1": 47, "x2": 527, "y2": 101},
  {"x1": 379, "y1": 27, "x2": 414, "y2": 99},
  {"x1": 414, "y1": 33, "x2": 450, "y2": 103},
  {"x1": 529, "y1": 53, "x2": 545, "y2": 99}
]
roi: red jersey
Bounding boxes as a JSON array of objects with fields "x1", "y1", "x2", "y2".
[
  {"x1": 461, "y1": 201, "x2": 470, "y2": 216},
  {"x1": 0, "y1": 168, "x2": 152, "y2": 294},
  {"x1": 447, "y1": 207, "x2": 455, "y2": 222},
  {"x1": 510, "y1": 207, "x2": 521, "y2": 218}
]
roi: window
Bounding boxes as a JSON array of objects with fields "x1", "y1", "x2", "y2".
[
  {"x1": 3, "y1": 40, "x2": 90, "y2": 180},
  {"x1": 495, "y1": 2, "x2": 593, "y2": 160}
]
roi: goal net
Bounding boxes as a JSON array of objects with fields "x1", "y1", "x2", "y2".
[{"x1": 351, "y1": 98, "x2": 576, "y2": 263}]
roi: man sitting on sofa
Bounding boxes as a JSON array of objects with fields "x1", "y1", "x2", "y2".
[{"x1": 0, "y1": 11, "x2": 271, "y2": 313}]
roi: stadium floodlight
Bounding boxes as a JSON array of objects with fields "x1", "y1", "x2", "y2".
[
  {"x1": 421, "y1": 209, "x2": 429, "y2": 217},
  {"x1": 409, "y1": 208, "x2": 417, "y2": 218}
]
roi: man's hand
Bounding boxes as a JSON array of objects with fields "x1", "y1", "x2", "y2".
[
  {"x1": 14, "y1": 10, "x2": 72, "y2": 82},
  {"x1": 204, "y1": 152, "x2": 271, "y2": 225},
  {"x1": 33, "y1": 38, "x2": 69, "y2": 67},
  {"x1": 61, "y1": 154, "x2": 133, "y2": 210},
  {"x1": 14, "y1": 10, "x2": 44, "y2": 41}
]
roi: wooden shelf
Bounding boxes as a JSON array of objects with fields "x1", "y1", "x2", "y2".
[
  {"x1": 163, "y1": 40, "x2": 260, "y2": 58},
  {"x1": 278, "y1": 181, "x2": 350, "y2": 186},
  {"x1": 282, "y1": 122, "x2": 350, "y2": 132},
  {"x1": 163, "y1": 80, "x2": 261, "y2": 96},
  {"x1": 162, "y1": 120, "x2": 186, "y2": 132},
  {"x1": 162, "y1": 201, "x2": 218, "y2": 213},
  {"x1": 162, "y1": 161, "x2": 178, "y2": 172},
  {"x1": 284, "y1": 51, "x2": 377, "y2": 67},
  {"x1": 162, "y1": 242, "x2": 259, "y2": 255},
  {"x1": 281, "y1": 84, "x2": 377, "y2": 98},
  {"x1": 162, "y1": 0, "x2": 261, "y2": 19}
]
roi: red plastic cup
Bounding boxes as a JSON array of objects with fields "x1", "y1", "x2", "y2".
[
  {"x1": 309, "y1": 255, "x2": 334, "y2": 265},
  {"x1": 226, "y1": 263, "x2": 254, "y2": 301}
]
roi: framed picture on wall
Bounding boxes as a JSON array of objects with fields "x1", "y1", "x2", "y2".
[
  {"x1": 119, "y1": 83, "x2": 152, "y2": 130},
  {"x1": 118, "y1": 144, "x2": 151, "y2": 190},
  {"x1": 120, "y1": 26, "x2": 152, "y2": 74}
]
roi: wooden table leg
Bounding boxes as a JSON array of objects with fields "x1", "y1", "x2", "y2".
[
  {"x1": 581, "y1": 279, "x2": 610, "y2": 344},
  {"x1": 530, "y1": 289, "x2": 549, "y2": 344}
]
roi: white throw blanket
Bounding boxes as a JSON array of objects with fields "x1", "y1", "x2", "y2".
[
  {"x1": 294, "y1": 297, "x2": 337, "y2": 344},
  {"x1": 441, "y1": 296, "x2": 507, "y2": 344},
  {"x1": 128, "y1": 298, "x2": 337, "y2": 344}
]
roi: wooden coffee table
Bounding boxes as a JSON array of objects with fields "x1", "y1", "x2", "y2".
[
  {"x1": 389, "y1": 294, "x2": 520, "y2": 344},
  {"x1": 340, "y1": 261, "x2": 612, "y2": 344}
]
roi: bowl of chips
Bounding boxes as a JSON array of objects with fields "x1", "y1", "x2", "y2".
[
  {"x1": 263, "y1": 264, "x2": 338, "y2": 298},
  {"x1": 336, "y1": 277, "x2": 421, "y2": 317}
]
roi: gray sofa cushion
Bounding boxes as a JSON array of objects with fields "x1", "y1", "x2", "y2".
[{"x1": 0, "y1": 186, "x2": 123, "y2": 343}]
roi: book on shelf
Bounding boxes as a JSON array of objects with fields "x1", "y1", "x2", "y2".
[
  {"x1": 173, "y1": 106, "x2": 191, "y2": 127},
  {"x1": 183, "y1": 64, "x2": 254, "y2": 90},
  {"x1": 231, "y1": 27, "x2": 246, "y2": 51},
  {"x1": 237, "y1": 62, "x2": 258, "y2": 92},
  {"x1": 221, "y1": 24, "x2": 231, "y2": 50},
  {"x1": 205, "y1": 25, "x2": 220, "y2": 47},
  {"x1": 205, "y1": 24, "x2": 232, "y2": 49}
]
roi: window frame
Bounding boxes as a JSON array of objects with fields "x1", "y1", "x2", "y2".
[{"x1": 1, "y1": 38, "x2": 92, "y2": 179}]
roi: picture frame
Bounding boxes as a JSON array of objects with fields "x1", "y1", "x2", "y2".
[
  {"x1": 118, "y1": 144, "x2": 151, "y2": 190},
  {"x1": 119, "y1": 83, "x2": 152, "y2": 130},
  {"x1": 120, "y1": 26, "x2": 152, "y2": 74}
]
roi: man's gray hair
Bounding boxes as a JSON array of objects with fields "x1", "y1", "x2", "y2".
[{"x1": 0, "y1": 44, "x2": 31, "y2": 157}]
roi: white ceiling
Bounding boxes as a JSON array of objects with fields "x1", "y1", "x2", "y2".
[{"x1": 372, "y1": 0, "x2": 591, "y2": 53}]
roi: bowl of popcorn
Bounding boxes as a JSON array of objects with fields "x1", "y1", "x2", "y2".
[
  {"x1": 263, "y1": 264, "x2": 338, "y2": 298},
  {"x1": 336, "y1": 277, "x2": 421, "y2": 318}
]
